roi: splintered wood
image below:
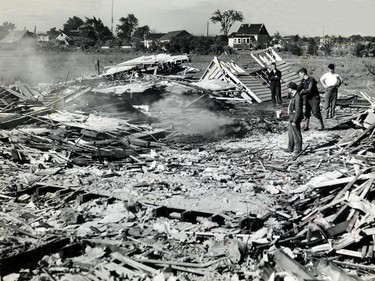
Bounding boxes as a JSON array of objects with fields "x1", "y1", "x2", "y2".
[{"x1": 1, "y1": 68, "x2": 375, "y2": 280}]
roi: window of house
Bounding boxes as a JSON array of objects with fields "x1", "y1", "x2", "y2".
[{"x1": 247, "y1": 38, "x2": 250, "y2": 43}]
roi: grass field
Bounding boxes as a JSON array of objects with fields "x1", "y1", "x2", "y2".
[{"x1": 1, "y1": 48, "x2": 374, "y2": 96}]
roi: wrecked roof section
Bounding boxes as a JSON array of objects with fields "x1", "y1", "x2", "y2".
[
  {"x1": 103, "y1": 53, "x2": 191, "y2": 77},
  {"x1": 200, "y1": 48, "x2": 301, "y2": 103}
]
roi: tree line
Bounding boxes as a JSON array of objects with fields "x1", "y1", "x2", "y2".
[
  {"x1": 0, "y1": 9, "x2": 374, "y2": 57},
  {"x1": 0, "y1": 10, "x2": 244, "y2": 53}
]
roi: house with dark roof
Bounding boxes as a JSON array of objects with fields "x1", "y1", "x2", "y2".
[
  {"x1": 53, "y1": 29, "x2": 98, "y2": 47},
  {"x1": 0, "y1": 30, "x2": 35, "y2": 48},
  {"x1": 143, "y1": 33, "x2": 165, "y2": 48},
  {"x1": 228, "y1": 24, "x2": 271, "y2": 50},
  {"x1": 159, "y1": 30, "x2": 191, "y2": 43}
]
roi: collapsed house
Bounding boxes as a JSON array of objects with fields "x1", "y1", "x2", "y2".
[{"x1": 200, "y1": 47, "x2": 301, "y2": 103}]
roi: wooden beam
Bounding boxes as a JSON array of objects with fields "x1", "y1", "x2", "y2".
[
  {"x1": 274, "y1": 249, "x2": 318, "y2": 280},
  {"x1": 317, "y1": 260, "x2": 363, "y2": 281}
]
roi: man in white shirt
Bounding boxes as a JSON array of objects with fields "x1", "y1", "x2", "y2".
[{"x1": 320, "y1": 63, "x2": 343, "y2": 119}]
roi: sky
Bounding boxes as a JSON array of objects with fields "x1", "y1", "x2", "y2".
[{"x1": 0, "y1": 0, "x2": 374, "y2": 37}]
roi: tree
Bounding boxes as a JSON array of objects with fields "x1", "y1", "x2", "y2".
[
  {"x1": 116, "y1": 14, "x2": 139, "y2": 43},
  {"x1": 307, "y1": 38, "x2": 318, "y2": 55},
  {"x1": 291, "y1": 34, "x2": 300, "y2": 43},
  {"x1": 0, "y1": 21, "x2": 16, "y2": 40},
  {"x1": 210, "y1": 9, "x2": 244, "y2": 36},
  {"x1": 273, "y1": 31, "x2": 282, "y2": 40},
  {"x1": 322, "y1": 40, "x2": 334, "y2": 57},
  {"x1": 133, "y1": 25, "x2": 150, "y2": 41},
  {"x1": 63, "y1": 16, "x2": 84, "y2": 32},
  {"x1": 349, "y1": 34, "x2": 364, "y2": 43},
  {"x1": 84, "y1": 17, "x2": 113, "y2": 42},
  {"x1": 1, "y1": 22, "x2": 16, "y2": 32},
  {"x1": 46, "y1": 27, "x2": 59, "y2": 40},
  {"x1": 288, "y1": 44, "x2": 302, "y2": 56}
]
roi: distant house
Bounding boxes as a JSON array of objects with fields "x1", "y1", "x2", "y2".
[
  {"x1": 228, "y1": 24, "x2": 271, "y2": 50},
  {"x1": 37, "y1": 33, "x2": 50, "y2": 42},
  {"x1": 159, "y1": 30, "x2": 191, "y2": 43},
  {"x1": 69, "y1": 30, "x2": 97, "y2": 45},
  {"x1": 53, "y1": 28, "x2": 98, "y2": 47},
  {"x1": 52, "y1": 31, "x2": 71, "y2": 45},
  {"x1": 0, "y1": 30, "x2": 35, "y2": 48},
  {"x1": 143, "y1": 33, "x2": 165, "y2": 48}
]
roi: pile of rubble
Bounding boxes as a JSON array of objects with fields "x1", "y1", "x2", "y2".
[{"x1": 1, "y1": 52, "x2": 375, "y2": 281}]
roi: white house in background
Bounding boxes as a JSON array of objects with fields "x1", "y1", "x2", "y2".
[
  {"x1": 52, "y1": 31, "x2": 71, "y2": 45},
  {"x1": 37, "y1": 33, "x2": 49, "y2": 42},
  {"x1": 143, "y1": 33, "x2": 165, "y2": 48},
  {"x1": 228, "y1": 24, "x2": 271, "y2": 50}
]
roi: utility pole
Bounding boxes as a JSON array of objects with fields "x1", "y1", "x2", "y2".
[
  {"x1": 111, "y1": 0, "x2": 114, "y2": 34},
  {"x1": 206, "y1": 22, "x2": 209, "y2": 37}
]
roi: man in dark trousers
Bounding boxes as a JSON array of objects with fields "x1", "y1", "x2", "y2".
[
  {"x1": 286, "y1": 82, "x2": 303, "y2": 155},
  {"x1": 320, "y1": 63, "x2": 343, "y2": 119},
  {"x1": 268, "y1": 62, "x2": 282, "y2": 106},
  {"x1": 297, "y1": 68, "x2": 324, "y2": 131}
]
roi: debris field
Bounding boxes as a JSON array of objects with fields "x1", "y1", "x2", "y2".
[{"x1": 1, "y1": 51, "x2": 375, "y2": 281}]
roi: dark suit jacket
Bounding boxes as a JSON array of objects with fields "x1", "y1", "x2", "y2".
[
  {"x1": 268, "y1": 69, "x2": 282, "y2": 84},
  {"x1": 288, "y1": 92, "x2": 303, "y2": 123}
]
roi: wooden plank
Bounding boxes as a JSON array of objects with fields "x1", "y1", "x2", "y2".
[
  {"x1": 317, "y1": 260, "x2": 363, "y2": 281},
  {"x1": 313, "y1": 173, "x2": 372, "y2": 189},
  {"x1": 346, "y1": 193, "x2": 375, "y2": 218},
  {"x1": 16, "y1": 83, "x2": 37, "y2": 100},
  {"x1": 274, "y1": 249, "x2": 318, "y2": 280},
  {"x1": 111, "y1": 252, "x2": 159, "y2": 275},
  {"x1": 46, "y1": 87, "x2": 92, "y2": 107},
  {"x1": 333, "y1": 172, "x2": 367, "y2": 202},
  {"x1": 346, "y1": 122, "x2": 375, "y2": 148},
  {"x1": 3, "y1": 87, "x2": 29, "y2": 101},
  {"x1": 0, "y1": 238, "x2": 70, "y2": 276},
  {"x1": 335, "y1": 249, "x2": 364, "y2": 258}
]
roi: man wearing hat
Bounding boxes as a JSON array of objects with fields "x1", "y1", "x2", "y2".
[
  {"x1": 320, "y1": 63, "x2": 343, "y2": 119},
  {"x1": 286, "y1": 82, "x2": 303, "y2": 155},
  {"x1": 297, "y1": 68, "x2": 325, "y2": 131}
]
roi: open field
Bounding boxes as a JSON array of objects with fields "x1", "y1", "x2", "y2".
[{"x1": 1, "y1": 49, "x2": 375, "y2": 96}]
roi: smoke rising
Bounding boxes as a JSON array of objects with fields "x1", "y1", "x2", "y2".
[
  {"x1": 149, "y1": 94, "x2": 235, "y2": 138},
  {"x1": 0, "y1": 47, "x2": 52, "y2": 85},
  {"x1": 0, "y1": 46, "x2": 99, "y2": 86}
]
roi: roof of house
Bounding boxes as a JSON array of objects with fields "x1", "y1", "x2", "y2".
[
  {"x1": 61, "y1": 29, "x2": 97, "y2": 40},
  {"x1": 159, "y1": 30, "x2": 191, "y2": 41},
  {"x1": 146, "y1": 33, "x2": 166, "y2": 40},
  {"x1": 230, "y1": 24, "x2": 270, "y2": 37},
  {"x1": 53, "y1": 31, "x2": 71, "y2": 40},
  {"x1": 0, "y1": 30, "x2": 34, "y2": 43}
]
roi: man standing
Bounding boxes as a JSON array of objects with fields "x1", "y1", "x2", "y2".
[
  {"x1": 320, "y1": 63, "x2": 343, "y2": 119},
  {"x1": 286, "y1": 82, "x2": 303, "y2": 155},
  {"x1": 268, "y1": 62, "x2": 282, "y2": 106},
  {"x1": 297, "y1": 68, "x2": 325, "y2": 131}
]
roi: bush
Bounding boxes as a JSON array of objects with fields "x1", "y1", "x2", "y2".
[{"x1": 288, "y1": 43, "x2": 302, "y2": 56}]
